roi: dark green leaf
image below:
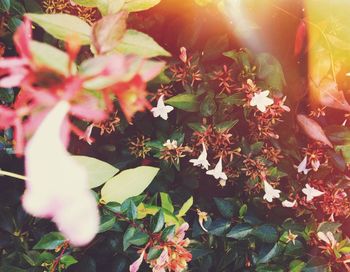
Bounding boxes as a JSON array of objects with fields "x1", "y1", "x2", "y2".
[
  {"x1": 123, "y1": 227, "x2": 149, "y2": 251},
  {"x1": 253, "y1": 225, "x2": 279, "y2": 243},
  {"x1": 257, "y1": 243, "x2": 283, "y2": 264},
  {"x1": 213, "y1": 198, "x2": 237, "y2": 219},
  {"x1": 226, "y1": 223, "x2": 253, "y2": 240},
  {"x1": 161, "y1": 225, "x2": 176, "y2": 241},
  {"x1": 99, "y1": 215, "x2": 116, "y2": 233},
  {"x1": 146, "y1": 247, "x2": 163, "y2": 261},
  {"x1": 207, "y1": 219, "x2": 231, "y2": 236},
  {"x1": 33, "y1": 232, "x2": 65, "y2": 250},
  {"x1": 7, "y1": 17, "x2": 22, "y2": 33},
  {"x1": 150, "y1": 210, "x2": 165, "y2": 233},
  {"x1": 0, "y1": 0, "x2": 10, "y2": 12}
]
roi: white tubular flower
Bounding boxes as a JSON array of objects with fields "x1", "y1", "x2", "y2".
[
  {"x1": 151, "y1": 95, "x2": 174, "y2": 120},
  {"x1": 22, "y1": 101, "x2": 99, "y2": 246},
  {"x1": 282, "y1": 199, "x2": 297, "y2": 208},
  {"x1": 263, "y1": 180, "x2": 281, "y2": 202},
  {"x1": 189, "y1": 142, "x2": 210, "y2": 170},
  {"x1": 250, "y1": 90, "x2": 274, "y2": 112},
  {"x1": 302, "y1": 184, "x2": 324, "y2": 202},
  {"x1": 297, "y1": 156, "x2": 311, "y2": 175},
  {"x1": 206, "y1": 157, "x2": 227, "y2": 180}
]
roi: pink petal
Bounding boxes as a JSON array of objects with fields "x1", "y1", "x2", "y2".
[
  {"x1": 129, "y1": 251, "x2": 145, "y2": 272},
  {"x1": 0, "y1": 73, "x2": 27, "y2": 88},
  {"x1": 13, "y1": 18, "x2": 32, "y2": 59},
  {"x1": 297, "y1": 114, "x2": 333, "y2": 148},
  {"x1": 23, "y1": 101, "x2": 99, "y2": 246}
]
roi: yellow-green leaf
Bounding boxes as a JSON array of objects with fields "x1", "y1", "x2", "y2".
[
  {"x1": 72, "y1": 156, "x2": 119, "y2": 188},
  {"x1": 116, "y1": 29, "x2": 171, "y2": 58},
  {"x1": 124, "y1": 0, "x2": 160, "y2": 12},
  {"x1": 30, "y1": 41, "x2": 71, "y2": 76},
  {"x1": 177, "y1": 196, "x2": 193, "y2": 218},
  {"x1": 27, "y1": 13, "x2": 92, "y2": 45},
  {"x1": 101, "y1": 166, "x2": 159, "y2": 203}
]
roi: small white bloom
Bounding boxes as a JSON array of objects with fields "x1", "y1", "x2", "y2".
[
  {"x1": 151, "y1": 95, "x2": 174, "y2": 120},
  {"x1": 302, "y1": 184, "x2": 324, "y2": 202},
  {"x1": 317, "y1": 231, "x2": 337, "y2": 248},
  {"x1": 311, "y1": 159, "x2": 320, "y2": 172},
  {"x1": 219, "y1": 179, "x2": 227, "y2": 187},
  {"x1": 282, "y1": 199, "x2": 297, "y2": 208},
  {"x1": 250, "y1": 90, "x2": 274, "y2": 112},
  {"x1": 79, "y1": 124, "x2": 94, "y2": 145},
  {"x1": 163, "y1": 139, "x2": 178, "y2": 150},
  {"x1": 206, "y1": 157, "x2": 227, "y2": 180},
  {"x1": 297, "y1": 156, "x2": 311, "y2": 175},
  {"x1": 189, "y1": 142, "x2": 210, "y2": 170},
  {"x1": 263, "y1": 180, "x2": 281, "y2": 202}
]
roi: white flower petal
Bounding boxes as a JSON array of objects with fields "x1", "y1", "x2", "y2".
[
  {"x1": 23, "y1": 101, "x2": 99, "y2": 246},
  {"x1": 282, "y1": 199, "x2": 297, "y2": 208}
]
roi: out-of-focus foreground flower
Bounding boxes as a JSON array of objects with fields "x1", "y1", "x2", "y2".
[{"x1": 22, "y1": 101, "x2": 99, "y2": 246}]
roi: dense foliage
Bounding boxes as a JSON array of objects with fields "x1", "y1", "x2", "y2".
[{"x1": 1, "y1": 0, "x2": 350, "y2": 272}]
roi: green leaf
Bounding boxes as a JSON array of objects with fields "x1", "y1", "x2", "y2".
[
  {"x1": 226, "y1": 223, "x2": 253, "y2": 240},
  {"x1": 289, "y1": 260, "x2": 306, "y2": 272},
  {"x1": 317, "y1": 221, "x2": 342, "y2": 233},
  {"x1": 0, "y1": 0, "x2": 10, "y2": 12},
  {"x1": 255, "y1": 53, "x2": 286, "y2": 92},
  {"x1": 213, "y1": 198, "x2": 237, "y2": 219},
  {"x1": 161, "y1": 225, "x2": 176, "y2": 241},
  {"x1": 253, "y1": 225, "x2": 279, "y2": 243},
  {"x1": 325, "y1": 125, "x2": 350, "y2": 145},
  {"x1": 285, "y1": 240, "x2": 304, "y2": 257},
  {"x1": 0, "y1": 88, "x2": 15, "y2": 103},
  {"x1": 27, "y1": 13, "x2": 92, "y2": 45},
  {"x1": 200, "y1": 92, "x2": 217, "y2": 117},
  {"x1": 73, "y1": 0, "x2": 125, "y2": 15},
  {"x1": 257, "y1": 243, "x2": 283, "y2": 264},
  {"x1": 29, "y1": 41, "x2": 72, "y2": 76},
  {"x1": 123, "y1": 0, "x2": 161, "y2": 12},
  {"x1": 123, "y1": 227, "x2": 149, "y2": 251},
  {"x1": 160, "y1": 192, "x2": 174, "y2": 213},
  {"x1": 121, "y1": 199, "x2": 138, "y2": 220},
  {"x1": 99, "y1": 215, "x2": 116, "y2": 233},
  {"x1": 221, "y1": 93, "x2": 245, "y2": 106},
  {"x1": 10, "y1": 0, "x2": 25, "y2": 15},
  {"x1": 116, "y1": 29, "x2": 170, "y2": 58},
  {"x1": 150, "y1": 210, "x2": 165, "y2": 233},
  {"x1": 239, "y1": 204, "x2": 248, "y2": 218},
  {"x1": 177, "y1": 196, "x2": 193, "y2": 218},
  {"x1": 207, "y1": 219, "x2": 231, "y2": 236},
  {"x1": 33, "y1": 232, "x2": 65, "y2": 250},
  {"x1": 147, "y1": 247, "x2": 163, "y2": 261},
  {"x1": 165, "y1": 94, "x2": 199, "y2": 112},
  {"x1": 215, "y1": 120, "x2": 238, "y2": 132},
  {"x1": 24, "y1": 0, "x2": 43, "y2": 13},
  {"x1": 72, "y1": 156, "x2": 119, "y2": 188},
  {"x1": 101, "y1": 166, "x2": 159, "y2": 203},
  {"x1": 60, "y1": 255, "x2": 78, "y2": 268},
  {"x1": 7, "y1": 17, "x2": 22, "y2": 33}
]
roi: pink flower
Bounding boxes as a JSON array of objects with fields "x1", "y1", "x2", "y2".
[
  {"x1": 0, "y1": 18, "x2": 31, "y2": 87},
  {"x1": 22, "y1": 101, "x2": 99, "y2": 246}
]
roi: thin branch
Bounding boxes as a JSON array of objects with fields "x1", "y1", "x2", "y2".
[{"x1": 0, "y1": 169, "x2": 26, "y2": 181}]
